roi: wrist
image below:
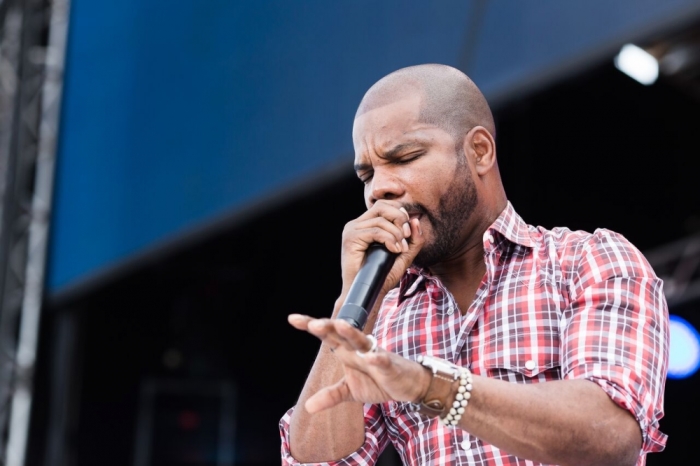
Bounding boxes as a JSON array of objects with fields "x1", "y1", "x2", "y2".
[
  {"x1": 413, "y1": 361, "x2": 434, "y2": 403},
  {"x1": 410, "y1": 356, "x2": 473, "y2": 427},
  {"x1": 331, "y1": 295, "x2": 346, "y2": 317}
]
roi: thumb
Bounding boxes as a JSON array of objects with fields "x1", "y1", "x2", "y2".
[
  {"x1": 403, "y1": 217, "x2": 425, "y2": 262},
  {"x1": 304, "y1": 377, "x2": 353, "y2": 413}
]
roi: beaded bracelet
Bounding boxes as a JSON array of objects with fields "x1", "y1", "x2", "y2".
[{"x1": 440, "y1": 368, "x2": 473, "y2": 427}]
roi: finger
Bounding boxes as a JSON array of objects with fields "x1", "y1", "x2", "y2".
[
  {"x1": 289, "y1": 316, "x2": 350, "y2": 353},
  {"x1": 334, "y1": 319, "x2": 377, "y2": 352},
  {"x1": 348, "y1": 225, "x2": 403, "y2": 254},
  {"x1": 407, "y1": 217, "x2": 424, "y2": 249},
  {"x1": 376, "y1": 217, "x2": 426, "y2": 295},
  {"x1": 306, "y1": 318, "x2": 350, "y2": 350},
  {"x1": 352, "y1": 216, "x2": 406, "y2": 248},
  {"x1": 411, "y1": 217, "x2": 423, "y2": 238},
  {"x1": 398, "y1": 218, "x2": 424, "y2": 261},
  {"x1": 404, "y1": 218, "x2": 425, "y2": 258},
  {"x1": 310, "y1": 318, "x2": 378, "y2": 355},
  {"x1": 287, "y1": 314, "x2": 313, "y2": 330},
  {"x1": 370, "y1": 201, "x2": 411, "y2": 238},
  {"x1": 356, "y1": 201, "x2": 411, "y2": 236},
  {"x1": 305, "y1": 377, "x2": 352, "y2": 413},
  {"x1": 344, "y1": 224, "x2": 404, "y2": 254},
  {"x1": 399, "y1": 207, "x2": 411, "y2": 238}
]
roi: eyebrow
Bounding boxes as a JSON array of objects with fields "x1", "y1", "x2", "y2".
[{"x1": 353, "y1": 141, "x2": 425, "y2": 173}]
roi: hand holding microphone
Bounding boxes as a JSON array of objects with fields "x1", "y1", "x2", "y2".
[
  {"x1": 288, "y1": 201, "x2": 423, "y2": 351},
  {"x1": 337, "y1": 243, "x2": 397, "y2": 330},
  {"x1": 335, "y1": 201, "x2": 424, "y2": 330}
]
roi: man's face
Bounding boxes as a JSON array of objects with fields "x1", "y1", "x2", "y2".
[{"x1": 353, "y1": 95, "x2": 479, "y2": 268}]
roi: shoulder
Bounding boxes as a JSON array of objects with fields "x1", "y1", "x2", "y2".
[
  {"x1": 531, "y1": 224, "x2": 651, "y2": 271},
  {"x1": 569, "y1": 228, "x2": 656, "y2": 279},
  {"x1": 528, "y1": 224, "x2": 657, "y2": 290}
]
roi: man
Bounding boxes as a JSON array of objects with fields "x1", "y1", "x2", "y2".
[{"x1": 280, "y1": 64, "x2": 668, "y2": 465}]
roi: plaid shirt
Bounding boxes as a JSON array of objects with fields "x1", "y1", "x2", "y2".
[{"x1": 280, "y1": 202, "x2": 668, "y2": 465}]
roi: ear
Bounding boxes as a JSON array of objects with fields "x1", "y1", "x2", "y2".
[{"x1": 463, "y1": 126, "x2": 496, "y2": 176}]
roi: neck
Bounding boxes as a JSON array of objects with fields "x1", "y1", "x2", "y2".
[{"x1": 428, "y1": 199, "x2": 506, "y2": 313}]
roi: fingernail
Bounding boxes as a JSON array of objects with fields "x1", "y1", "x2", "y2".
[
  {"x1": 400, "y1": 207, "x2": 408, "y2": 218},
  {"x1": 395, "y1": 241, "x2": 401, "y2": 252},
  {"x1": 402, "y1": 238, "x2": 409, "y2": 252},
  {"x1": 416, "y1": 219, "x2": 422, "y2": 236},
  {"x1": 403, "y1": 222, "x2": 410, "y2": 237}
]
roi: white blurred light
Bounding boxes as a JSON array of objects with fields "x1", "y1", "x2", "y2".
[
  {"x1": 614, "y1": 44, "x2": 659, "y2": 85},
  {"x1": 668, "y1": 315, "x2": 700, "y2": 379}
]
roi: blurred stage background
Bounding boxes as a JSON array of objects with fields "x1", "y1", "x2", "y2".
[{"x1": 0, "y1": 1, "x2": 699, "y2": 465}]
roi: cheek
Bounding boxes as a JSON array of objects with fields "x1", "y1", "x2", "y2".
[
  {"x1": 405, "y1": 169, "x2": 449, "y2": 202},
  {"x1": 397, "y1": 166, "x2": 429, "y2": 191}
]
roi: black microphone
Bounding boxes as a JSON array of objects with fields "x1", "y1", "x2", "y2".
[{"x1": 336, "y1": 243, "x2": 398, "y2": 330}]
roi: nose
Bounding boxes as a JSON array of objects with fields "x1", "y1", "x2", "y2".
[{"x1": 367, "y1": 170, "x2": 405, "y2": 205}]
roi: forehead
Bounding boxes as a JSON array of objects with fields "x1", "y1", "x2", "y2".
[{"x1": 352, "y1": 95, "x2": 425, "y2": 150}]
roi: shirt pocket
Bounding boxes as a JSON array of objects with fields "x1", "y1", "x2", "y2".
[
  {"x1": 480, "y1": 326, "x2": 562, "y2": 383},
  {"x1": 480, "y1": 252, "x2": 565, "y2": 382}
]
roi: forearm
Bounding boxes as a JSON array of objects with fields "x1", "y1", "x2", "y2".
[
  {"x1": 288, "y1": 343, "x2": 366, "y2": 462},
  {"x1": 288, "y1": 295, "x2": 384, "y2": 462},
  {"x1": 458, "y1": 377, "x2": 641, "y2": 466}
]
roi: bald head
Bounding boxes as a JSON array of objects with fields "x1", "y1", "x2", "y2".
[{"x1": 356, "y1": 64, "x2": 495, "y2": 144}]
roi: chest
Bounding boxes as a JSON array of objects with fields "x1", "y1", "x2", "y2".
[{"x1": 377, "y1": 248, "x2": 568, "y2": 383}]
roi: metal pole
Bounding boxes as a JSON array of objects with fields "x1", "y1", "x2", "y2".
[{"x1": 5, "y1": 0, "x2": 69, "y2": 464}]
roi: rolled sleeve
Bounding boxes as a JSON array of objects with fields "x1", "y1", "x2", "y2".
[
  {"x1": 562, "y1": 230, "x2": 669, "y2": 454},
  {"x1": 565, "y1": 364, "x2": 667, "y2": 453},
  {"x1": 279, "y1": 404, "x2": 389, "y2": 465}
]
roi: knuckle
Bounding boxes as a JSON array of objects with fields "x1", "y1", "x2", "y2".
[
  {"x1": 369, "y1": 227, "x2": 386, "y2": 238},
  {"x1": 343, "y1": 218, "x2": 360, "y2": 233},
  {"x1": 372, "y1": 199, "x2": 397, "y2": 215}
]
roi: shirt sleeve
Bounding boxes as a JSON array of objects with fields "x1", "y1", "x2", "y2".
[
  {"x1": 560, "y1": 229, "x2": 669, "y2": 454},
  {"x1": 279, "y1": 403, "x2": 389, "y2": 465}
]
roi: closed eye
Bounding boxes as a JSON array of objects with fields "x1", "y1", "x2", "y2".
[{"x1": 392, "y1": 152, "x2": 424, "y2": 165}]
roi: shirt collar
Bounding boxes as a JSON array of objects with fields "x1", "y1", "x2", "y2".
[
  {"x1": 398, "y1": 265, "x2": 428, "y2": 301},
  {"x1": 487, "y1": 201, "x2": 535, "y2": 248}
]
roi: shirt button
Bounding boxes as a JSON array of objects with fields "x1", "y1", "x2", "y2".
[
  {"x1": 525, "y1": 360, "x2": 536, "y2": 371},
  {"x1": 461, "y1": 439, "x2": 470, "y2": 450},
  {"x1": 487, "y1": 233, "x2": 494, "y2": 243}
]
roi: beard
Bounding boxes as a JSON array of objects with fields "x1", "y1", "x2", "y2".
[{"x1": 408, "y1": 157, "x2": 478, "y2": 268}]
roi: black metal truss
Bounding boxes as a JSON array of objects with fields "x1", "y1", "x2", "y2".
[
  {"x1": 0, "y1": 0, "x2": 67, "y2": 464},
  {"x1": 646, "y1": 234, "x2": 700, "y2": 310}
]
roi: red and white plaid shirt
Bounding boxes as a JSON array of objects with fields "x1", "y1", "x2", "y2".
[{"x1": 280, "y1": 202, "x2": 668, "y2": 465}]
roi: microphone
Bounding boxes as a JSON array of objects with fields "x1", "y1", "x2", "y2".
[{"x1": 336, "y1": 243, "x2": 398, "y2": 330}]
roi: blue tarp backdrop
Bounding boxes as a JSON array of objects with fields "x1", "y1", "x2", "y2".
[{"x1": 49, "y1": 0, "x2": 700, "y2": 292}]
